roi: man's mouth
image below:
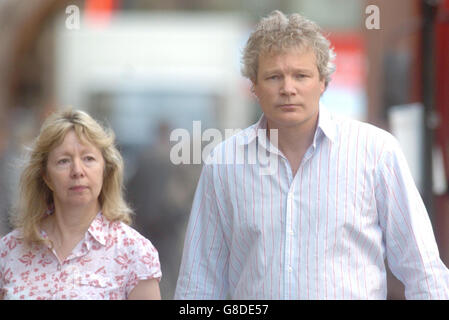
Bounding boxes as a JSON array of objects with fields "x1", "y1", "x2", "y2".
[{"x1": 277, "y1": 104, "x2": 302, "y2": 109}]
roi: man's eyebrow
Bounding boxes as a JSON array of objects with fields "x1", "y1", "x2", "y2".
[{"x1": 262, "y1": 67, "x2": 314, "y2": 75}]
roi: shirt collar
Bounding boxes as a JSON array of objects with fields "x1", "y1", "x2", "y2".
[
  {"x1": 87, "y1": 211, "x2": 107, "y2": 246},
  {"x1": 236, "y1": 114, "x2": 265, "y2": 146},
  {"x1": 39, "y1": 211, "x2": 106, "y2": 251},
  {"x1": 239, "y1": 104, "x2": 336, "y2": 147},
  {"x1": 317, "y1": 104, "x2": 336, "y2": 143}
]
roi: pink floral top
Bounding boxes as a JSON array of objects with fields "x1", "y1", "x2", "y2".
[{"x1": 0, "y1": 213, "x2": 161, "y2": 300}]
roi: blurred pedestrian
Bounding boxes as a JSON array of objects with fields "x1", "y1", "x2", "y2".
[
  {"x1": 0, "y1": 122, "x2": 11, "y2": 237},
  {"x1": 0, "y1": 109, "x2": 161, "y2": 299},
  {"x1": 175, "y1": 10, "x2": 449, "y2": 299},
  {"x1": 127, "y1": 121, "x2": 199, "y2": 299}
]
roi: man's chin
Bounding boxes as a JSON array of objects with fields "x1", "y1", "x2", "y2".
[{"x1": 266, "y1": 114, "x2": 311, "y2": 129}]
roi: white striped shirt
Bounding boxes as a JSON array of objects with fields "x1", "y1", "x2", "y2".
[{"x1": 174, "y1": 106, "x2": 449, "y2": 300}]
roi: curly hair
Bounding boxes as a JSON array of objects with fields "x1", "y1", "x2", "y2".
[
  {"x1": 241, "y1": 10, "x2": 336, "y2": 89},
  {"x1": 11, "y1": 109, "x2": 133, "y2": 246}
]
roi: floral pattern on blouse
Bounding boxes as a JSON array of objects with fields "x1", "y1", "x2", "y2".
[{"x1": 0, "y1": 213, "x2": 161, "y2": 300}]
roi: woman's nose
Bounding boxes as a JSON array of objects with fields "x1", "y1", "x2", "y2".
[{"x1": 70, "y1": 158, "x2": 85, "y2": 178}]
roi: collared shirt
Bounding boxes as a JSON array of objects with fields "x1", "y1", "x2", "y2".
[
  {"x1": 175, "y1": 106, "x2": 449, "y2": 300},
  {"x1": 0, "y1": 213, "x2": 161, "y2": 300}
]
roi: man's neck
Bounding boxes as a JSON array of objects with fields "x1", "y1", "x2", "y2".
[{"x1": 267, "y1": 115, "x2": 318, "y2": 176}]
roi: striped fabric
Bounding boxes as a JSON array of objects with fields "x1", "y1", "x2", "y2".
[{"x1": 174, "y1": 106, "x2": 449, "y2": 300}]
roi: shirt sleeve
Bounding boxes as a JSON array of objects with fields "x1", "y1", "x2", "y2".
[
  {"x1": 375, "y1": 135, "x2": 449, "y2": 299},
  {"x1": 125, "y1": 234, "x2": 162, "y2": 297},
  {"x1": 174, "y1": 162, "x2": 230, "y2": 299}
]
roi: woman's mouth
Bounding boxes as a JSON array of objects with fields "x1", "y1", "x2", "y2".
[{"x1": 69, "y1": 186, "x2": 88, "y2": 192}]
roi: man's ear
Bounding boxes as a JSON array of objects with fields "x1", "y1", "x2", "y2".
[
  {"x1": 250, "y1": 79, "x2": 258, "y2": 99},
  {"x1": 319, "y1": 77, "x2": 326, "y2": 95}
]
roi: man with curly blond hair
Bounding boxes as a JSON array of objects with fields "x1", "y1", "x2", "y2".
[{"x1": 175, "y1": 10, "x2": 449, "y2": 300}]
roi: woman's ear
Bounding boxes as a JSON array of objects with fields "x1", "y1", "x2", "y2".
[{"x1": 42, "y1": 173, "x2": 53, "y2": 191}]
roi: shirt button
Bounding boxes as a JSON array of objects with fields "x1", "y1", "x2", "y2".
[
  {"x1": 288, "y1": 266, "x2": 293, "y2": 273},
  {"x1": 288, "y1": 230, "x2": 294, "y2": 235},
  {"x1": 57, "y1": 264, "x2": 61, "y2": 271}
]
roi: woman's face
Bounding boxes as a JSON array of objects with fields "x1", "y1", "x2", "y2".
[{"x1": 44, "y1": 130, "x2": 105, "y2": 211}]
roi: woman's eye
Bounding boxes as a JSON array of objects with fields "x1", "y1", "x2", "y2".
[
  {"x1": 85, "y1": 156, "x2": 95, "y2": 162},
  {"x1": 57, "y1": 159, "x2": 69, "y2": 165}
]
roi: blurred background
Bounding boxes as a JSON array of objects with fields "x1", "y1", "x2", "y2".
[{"x1": 0, "y1": 0, "x2": 448, "y2": 299}]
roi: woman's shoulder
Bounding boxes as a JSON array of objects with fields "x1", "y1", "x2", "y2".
[
  {"x1": 106, "y1": 218, "x2": 157, "y2": 250},
  {"x1": 0, "y1": 229, "x2": 24, "y2": 247},
  {"x1": 107, "y1": 220, "x2": 160, "y2": 271},
  {"x1": 0, "y1": 229, "x2": 26, "y2": 261},
  {"x1": 104, "y1": 220, "x2": 161, "y2": 282}
]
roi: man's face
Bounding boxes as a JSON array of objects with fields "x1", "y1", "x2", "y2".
[{"x1": 253, "y1": 47, "x2": 325, "y2": 131}]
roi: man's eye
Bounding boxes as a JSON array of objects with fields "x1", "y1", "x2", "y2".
[{"x1": 57, "y1": 159, "x2": 69, "y2": 165}]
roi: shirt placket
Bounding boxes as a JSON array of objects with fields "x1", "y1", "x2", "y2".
[
  {"x1": 50, "y1": 238, "x2": 90, "y2": 299},
  {"x1": 282, "y1": 156, "x2": 297, "y2": 299},
  {"x1": 282, "y1": 143, "x2": 317, "y2": 299}
]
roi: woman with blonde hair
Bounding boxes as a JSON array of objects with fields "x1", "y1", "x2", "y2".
[{"x1": 0, "y1": 109, "x2": 161, "y2": 299}]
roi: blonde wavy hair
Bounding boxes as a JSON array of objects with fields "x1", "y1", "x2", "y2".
[
  {"x1": 241, "y1": 10, "x2": 336, "y2": 89},
  {"x1": 12, "y1": 109, "x2": 133, "y2": 246}
]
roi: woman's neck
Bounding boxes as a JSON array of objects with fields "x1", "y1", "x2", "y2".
[{"x1": 42, "y1": 202, "x2": 100, "y2": 253}]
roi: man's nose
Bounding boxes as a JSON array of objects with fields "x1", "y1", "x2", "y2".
[{"x1": 280, "y1": 77, "x2": 296, "y2": 96}]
